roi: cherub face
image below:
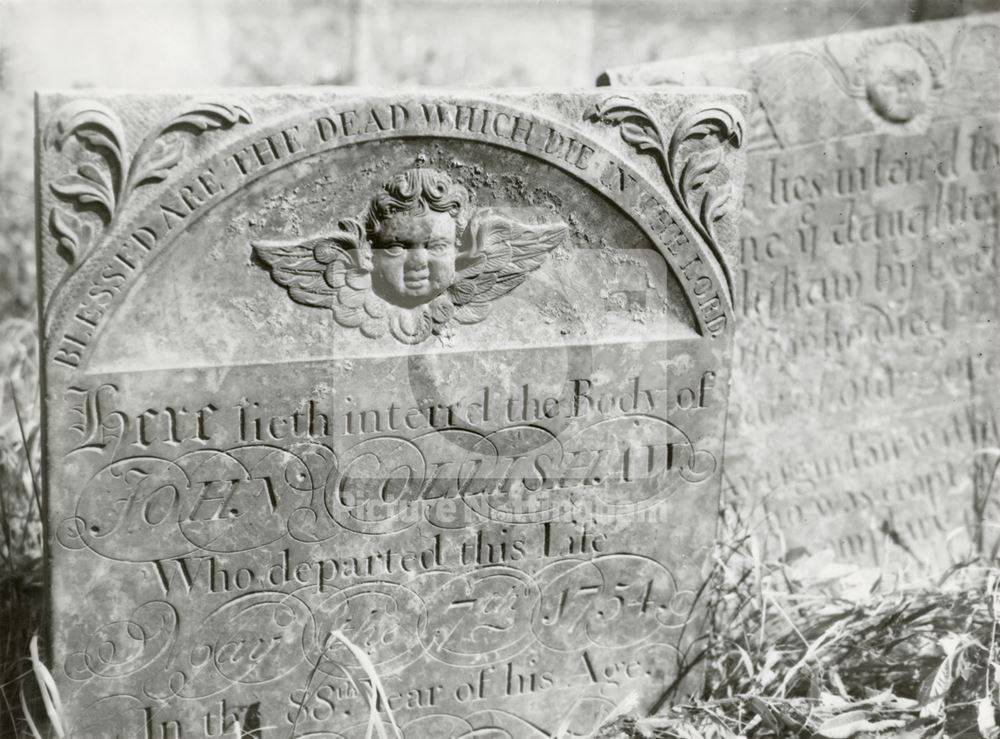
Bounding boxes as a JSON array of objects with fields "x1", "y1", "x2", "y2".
[
  {"x1": 371, "y1": 210, "x2": 458, "y2": 307},
  {"x1": 864, "y1": 44, "x2": 931, "y2": 124}
]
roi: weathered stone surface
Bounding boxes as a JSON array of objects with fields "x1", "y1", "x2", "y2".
[
  {"x1": 602, "y1": 14, "x2": 1000, "y2": 571},
  {"x1": 38, "y1": 88, "x2": 746, "y2": 736}
]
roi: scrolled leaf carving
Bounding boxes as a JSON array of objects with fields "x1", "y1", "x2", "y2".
[
  {"x1": 50, "y1": 207, "x2": 84, "y2": 265},
  {"x1": 125, "y1": 135, "x2": 186, "y2": 190},
  {"x1": 44, "y1": 101, "x2": 127, "y2": 236},
  {"x1": 589, "y1": 95, "x2": 745, "y2": 302},
  {"x1": 163, "y1": 101, "x2": 254, "y2": 133},
  {"x1": 43, "y1": 100, "x2": 128, "y2": 178},
  {"x1": 702, "y1": 183, "x2": 735, "y2": 227},
  {"x1": 679, "y1": 147, "x2": 722, "y2": 202},
  {"x1": 123, "y1": 102, "x2": 253, "y2": 193},
  {"x1": 50, "y1": 172, "x2": 115, "y2": 218},
  {"x1": 44, "y1": 98, "x2": 253, "y2": 311}
]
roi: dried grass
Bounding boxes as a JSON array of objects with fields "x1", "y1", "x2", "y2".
[
  {"x1": 597, "y1": 508, "x2": 1000, "y2": 739},
  {"x1": 1, "y1": 316, "x2": 46, "y2": 738},
  {"x1": 325, "y1": 629, "x2": 404, "y2": 739}
]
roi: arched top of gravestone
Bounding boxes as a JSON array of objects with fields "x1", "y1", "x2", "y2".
[
  {"x1": 600, "y1": 13, "x2": 1000, "y2": 151},
  {"x1": 36, "y1": 89, "x2": 747, "y2": 375}
]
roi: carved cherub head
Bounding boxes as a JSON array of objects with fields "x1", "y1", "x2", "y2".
[
  {"x1": 862, "y1": 42, "x2": 933, "y2": 124},
  {"x1": 253, "y1": 164, "x2": 568, "y2": 344},
  {"x1": 363, "y1": 168, "x2": 471, "y2": 307}
]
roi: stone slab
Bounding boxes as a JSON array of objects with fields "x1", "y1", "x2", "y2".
[
  {"x1": 601, "y1": 14, "x2": 1000, "y2": 571},
  {"x1": 37, "y1": 87, "x2": 746, "y2": 736}
]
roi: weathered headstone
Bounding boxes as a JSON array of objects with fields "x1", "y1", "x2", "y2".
[
  {"x1": 38, "y1": 88, "x2": 745, "y2": 736},
  {"x1": 602, "y1": 14, "x2": 1000, "y2": 570}
]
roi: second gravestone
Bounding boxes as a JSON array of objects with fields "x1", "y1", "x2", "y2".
[
  {"x1": 603, "y1": 14, "x2": 1000, "y2": 571},
  {"x1": 38, "y1": 89, "x2": 746, "y2": 736}
]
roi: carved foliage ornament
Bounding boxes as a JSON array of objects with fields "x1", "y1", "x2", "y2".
[
  {"x1": 253, "y1": 167, "x2": 568, "y2": 345},
  {"x1": 589, "y1": 97, "x2": 744, "y2": 302},
  {"x1": 44, "y1": 100, "x2": 253, "y2": 284}
]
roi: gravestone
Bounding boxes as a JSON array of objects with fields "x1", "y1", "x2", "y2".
[
  {"x1": 602, "y1": 14, "x2": 1000, "y2": 570},
  {"x1": 37, "y1": 88, "x2": 745, "y2": 736}
]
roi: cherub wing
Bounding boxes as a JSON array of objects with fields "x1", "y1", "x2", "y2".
[
  {"x1": 252, "y1": 218, "x2": 389, "y2": 337},
  {"x1": 448, "y1": 211, "x2": 568, "y2": 325},
  {"x1": 252, "y1": 235, "x2": 338, "y2": 309}
]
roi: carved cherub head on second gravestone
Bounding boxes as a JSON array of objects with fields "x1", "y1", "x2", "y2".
[
  {"x1": 603, "y1": 14, "x2": 1000, "y2": 573},
  {"x1": 37, "y1": 88, "x2": 746, "y2": 737}
]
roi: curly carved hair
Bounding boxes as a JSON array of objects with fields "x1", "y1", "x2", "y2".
[{"x1": 363, "y1": 167, "x2": 471, "y2": 243}]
